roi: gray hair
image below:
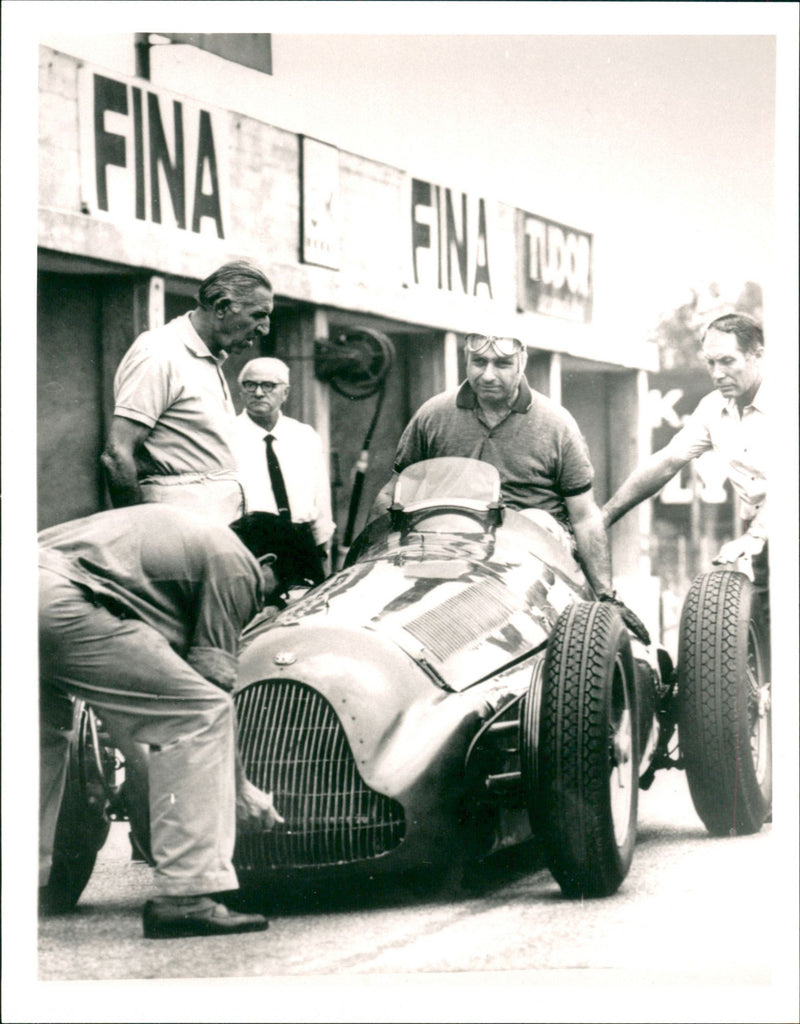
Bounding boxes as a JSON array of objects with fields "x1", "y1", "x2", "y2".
[
  {"x1": 198, "y1": 261, "x2": 272, "y2": 311},
  {"x1": 704, "y1": 313, "x2": 764, "y2": 355},
  {"x1": 238, "y1": 357, "x2": 290, "y2": 385}
]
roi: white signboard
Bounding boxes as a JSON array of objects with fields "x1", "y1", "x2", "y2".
[
  {"x1": 410, "y1": 177, "x2": 496, "y2": 300},
  {"x1": 78, "y1": 66, "x2": 230, "y2": 240},
  {"x1": 301, "y1": 136, "x2": 341, "y2": 269}
]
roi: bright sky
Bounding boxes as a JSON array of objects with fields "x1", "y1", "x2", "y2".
[
  {"x1": 257, "y1": 32, "x2": 778, "y2": 331},
  {"x1": 30, "y1": 5, "x2": 798, "y2": 362},
  {"x1": 31, "y1": 3, "x2": 796, "y2": 341}
]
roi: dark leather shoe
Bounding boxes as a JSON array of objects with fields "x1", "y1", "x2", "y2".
[
  {"x1": 39, "y1": 885, "x2": 78, "y2": 916},
  {"x1": 143, "y1": 896, "x2": 269, "y2": 939}
]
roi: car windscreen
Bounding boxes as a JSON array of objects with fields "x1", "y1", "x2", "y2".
[{"x1": 393, "y1": 457, "x2": 500, "y2": 510}]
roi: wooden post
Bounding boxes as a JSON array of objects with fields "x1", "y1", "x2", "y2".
[{"x1": 274, "y1": 306, "x2": 330, "y2": 453}]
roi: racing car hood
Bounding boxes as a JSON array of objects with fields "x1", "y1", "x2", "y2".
[
  {"x1": 240, "y1": 532, "x2": 578, "y2": 693},
  {"x1": 235, "y1": 617, "x2": 532, "y2": 801}
]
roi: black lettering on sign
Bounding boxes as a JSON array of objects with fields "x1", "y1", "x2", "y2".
[
  {"x1": 94, "y1": 75, "x2": 128, "y2": 212},
  {"x1": 435, "y1": 185, "x2": 442, "y2": 290},
  {"x1": 473, "y1": 199, "x2": 491, "y2": 297},
  {"x1": 411, "y1": 178, "x2": 492, "y2": 298},
  {"x1": 445, "y1": 190, "x2": 467, "y2": 292},
  {"x1": 148, "y1": 94, "x2": 186, "y2": 228},
  {"x1": 517, "y1": 210, "x2": 592, "y2": 323},
  {"x1": 191, "y1": 110, "x2": 223, "y2": 235},
  {"x1": 132, "y1": 87, "x2": 146, "y2": 220},
  {"x1": 86, "y1": 70, "x2": 224, "y2": 238},
  {"x1": 411, "y1": 178, "x2": 432, "y2": 285}
]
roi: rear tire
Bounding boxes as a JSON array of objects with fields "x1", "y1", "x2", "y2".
[
  {"x1": 678, "y1": 570, "x2": 771, "y2": 836},
  {"x1": 529, "y1": 601, "x2": 638, "y2": 898}
]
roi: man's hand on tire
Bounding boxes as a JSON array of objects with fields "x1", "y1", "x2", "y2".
[{"x1": 598, "y1": 592, "x2": 652, "y2": 646}]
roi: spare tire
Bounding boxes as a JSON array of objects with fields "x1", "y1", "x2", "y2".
[{"x1": 678, "y1": 570, "x2": 771, "y2": 836}]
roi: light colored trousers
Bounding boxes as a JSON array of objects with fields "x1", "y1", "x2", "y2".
[
  {"x1": 39, "y1": 569, "x2": 239, "y2": 895},
  {"x1": 140, "y1": 475, "x2": 244, "y2": 527},
  {"x1": 133, "y1": 473, "x2": 245, "y2": 859}
]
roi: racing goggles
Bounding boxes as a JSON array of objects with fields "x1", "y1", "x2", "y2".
[{"x1": 465, "y1": 334, "x2": 524, "y2": 357}]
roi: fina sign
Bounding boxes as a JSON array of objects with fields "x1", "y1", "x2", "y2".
[
  {"x1": 516, "y1": 210, "x2": 593, "y2": 323},
  {"x1": 78, "y1": 67, "x2": 229, "y2": 239},
  {"x1": 411, "y1": 178, "x2": 493, "y2": 299}
]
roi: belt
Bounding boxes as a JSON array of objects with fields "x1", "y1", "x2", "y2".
[{"x1": 140, "y1": 470, "x2": 240, "y2": 486}]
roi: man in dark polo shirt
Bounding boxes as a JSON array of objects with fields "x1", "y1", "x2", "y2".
[{"x1": 372, "y1": 333, "x2": 649, "y2": 642}]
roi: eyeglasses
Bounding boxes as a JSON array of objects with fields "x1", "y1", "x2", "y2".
[
  {"x1": 241, "y1": 380, "x2": 287, "y2": 394},
  {"x1": 465, "y1": 334, "x2": 524, "y2": 357}
]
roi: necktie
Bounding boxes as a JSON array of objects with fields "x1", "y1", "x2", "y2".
[{"x1": 265, "y1": 434, "x2": 291, "y2": 521}]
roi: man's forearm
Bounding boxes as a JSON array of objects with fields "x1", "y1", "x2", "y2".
[
  {"x1": 234, "y1": 746, "x2": 247, "y2": 791},
  {"x1": 100, "y1": 447, "x2": 143, "y2": 507},
  {"x1": 603, "y1": 459, "x2": 681, "y2": 528},
  {"x1": 572, "y1": 515, "x2": 613, "y2": 596}
]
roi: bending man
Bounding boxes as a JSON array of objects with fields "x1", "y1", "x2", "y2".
[{"x1": 39, "y1": 505, "x2": 305, "y2": 938}]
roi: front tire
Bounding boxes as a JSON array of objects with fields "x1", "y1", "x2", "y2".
[
  {"x1": 678, "y1": 570, "x2": 771, "y2": 836},
  {"x1": 530, "y1": 601, "x2": 638, "y2": 898}
]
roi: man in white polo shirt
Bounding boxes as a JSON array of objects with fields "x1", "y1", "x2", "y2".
[
  {"x1": 603, "y1": 313, "x2": 767, "y2": 585},
  {"x1": 232, "y1": 357, "x2": 334, "y2": 572},
  {"x1": 101, "y1": 261, "x2": 274, "y2": 526}
]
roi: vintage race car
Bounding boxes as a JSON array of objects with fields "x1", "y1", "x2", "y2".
[
  {"x1": 228, "y1": 457, "x2": 772, "y2": 898},
  {"x1": 49, "y1": 457, "x2": 772, "y2": 908}
]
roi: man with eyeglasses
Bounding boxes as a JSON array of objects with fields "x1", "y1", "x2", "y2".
[
  {"x1": 372, "y1": 333, "x2": 650, "y2": 643},
  {"x1": 101, "y1": 261, "x2": 274, "y2": 527},
  {"x1": 232, "y1": 357, "x2": 334, "y2": 576}
]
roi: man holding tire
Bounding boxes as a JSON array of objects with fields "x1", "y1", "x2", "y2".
[
  {"x1": 603, "y1": 312, "x2": 770, "y2": 833},
  {"x1": 603, "y1": 313, "x2": 767, "y2": 596},
  {"x1": 38, "y1": 505, "x2": 309, "y2": 937}
]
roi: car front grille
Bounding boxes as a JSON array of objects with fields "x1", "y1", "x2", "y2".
[{"x1": 234, "y1": 679, "x2": 406, "y2": 870}]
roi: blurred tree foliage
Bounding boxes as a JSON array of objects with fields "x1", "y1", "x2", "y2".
[{"x1": 650, "y1": 281, "x2": 763, "y2": 371}]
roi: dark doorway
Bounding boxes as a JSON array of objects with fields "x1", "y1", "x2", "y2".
[{"x1": 37, "y1": 272, "x2": 105, "y2": 529}]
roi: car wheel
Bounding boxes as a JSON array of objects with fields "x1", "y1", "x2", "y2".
[
  {"x1": 529, "y1": 600, "x2": 638, "y2": 898},
  {"x1": 520, "y1": 657, "x2": 544, "y2": 801},
  {"x1": 678, "y1": 570, "x2": 771, "y2": 836},
  {"x1": 45, "y1": 701, "x2": 116, "y2": 912}
]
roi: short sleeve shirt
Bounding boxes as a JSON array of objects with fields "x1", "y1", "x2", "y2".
[
  {"x1": 39, "y1": 505, "x2": 264, "y2": 679},
  {"x1": 662, "y1": 381, "x2": 767, "y2": 521},
  {"x1": 393, "y1": 379, "x2": 594, "y2": 527},
  {"x1": 113, "y1": 313, "x2": 238, "y2": 478}
]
